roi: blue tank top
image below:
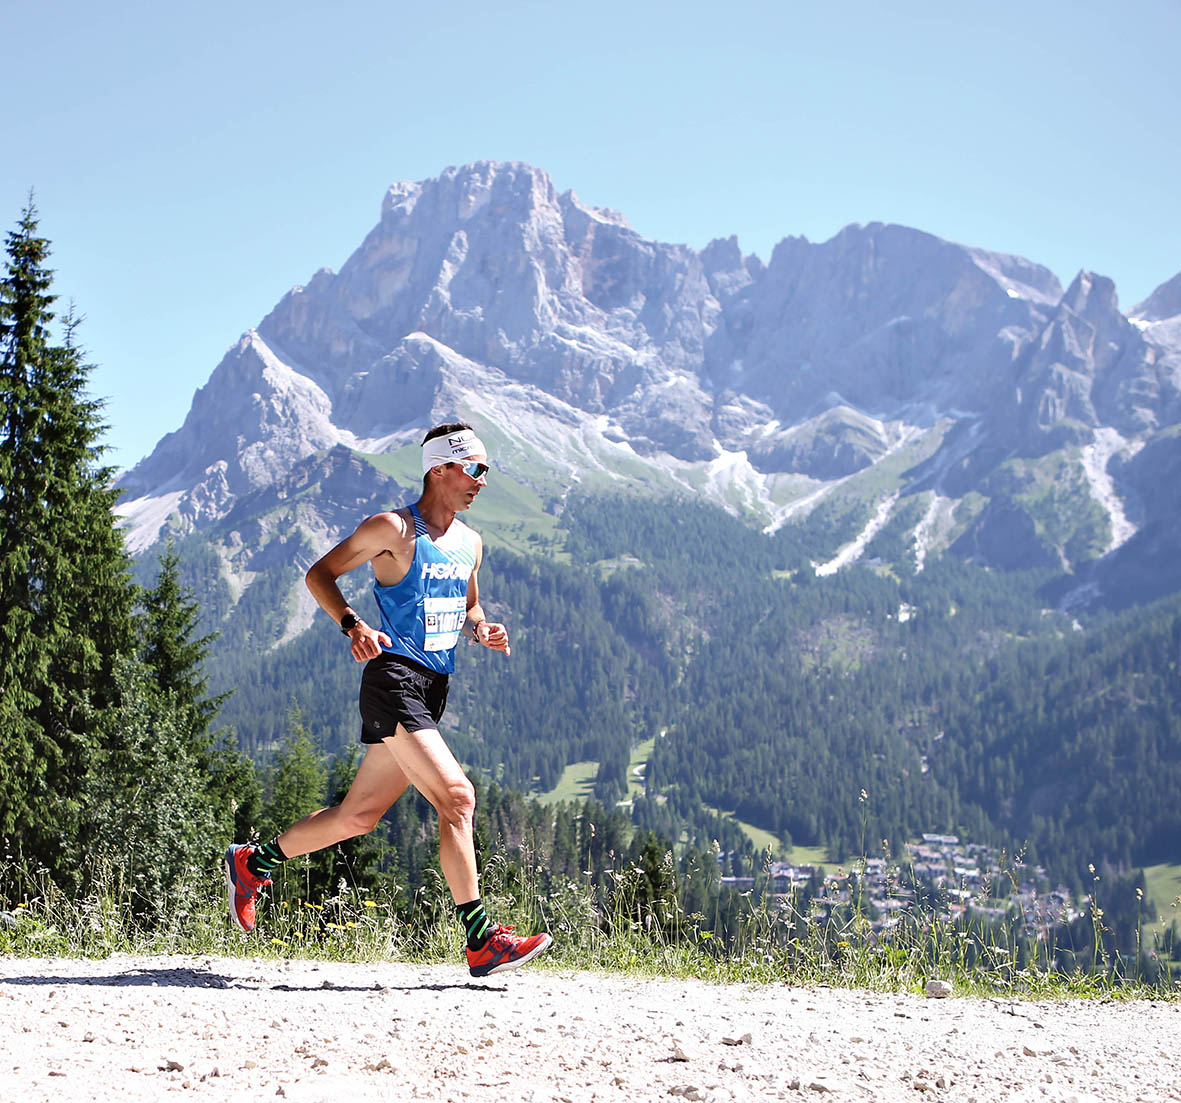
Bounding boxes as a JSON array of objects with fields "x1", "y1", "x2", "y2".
[{"x1": 372, "y1": 504, "x2": 478, "y2": 674}]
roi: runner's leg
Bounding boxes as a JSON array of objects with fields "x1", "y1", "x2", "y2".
[
  {"x1": 277, "y1": 743, "x2": 410, "y2": 858},
  {"x1": 383, "y1": 725, "x2": 479, "y2": 903}
]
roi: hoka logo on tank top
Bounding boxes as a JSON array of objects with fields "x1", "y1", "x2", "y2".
[
  {"x1": 372, "y1": 505, "x2": 478, "y2": 674},
  {"x1": 421, "y1": 561, "x2": 471, "y2": 581}
]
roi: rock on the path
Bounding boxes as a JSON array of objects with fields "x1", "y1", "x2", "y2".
[{"x1": 925, "y1": 979, "x2": 954, "y2": 998}]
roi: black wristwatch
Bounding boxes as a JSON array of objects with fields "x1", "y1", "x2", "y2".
[{"x1": 340, "y1": 612, "x2": 360, "y2": 634}]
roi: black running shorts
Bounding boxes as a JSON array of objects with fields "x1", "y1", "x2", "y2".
[{"x1": 359, "y1": 653, "x2": 450, "y2": 743}]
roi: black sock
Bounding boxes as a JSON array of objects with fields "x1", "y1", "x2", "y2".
[
  {"x1": 247, "y1": 837, "x2": 289, "y2": 878},
  {"x1": 456, "y1": 899, "x2": 493, "y2": 951}
]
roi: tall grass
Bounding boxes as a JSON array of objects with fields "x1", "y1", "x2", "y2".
[{"x1": 1, "y1": 849, "x2": 1176, "y2": 1000}]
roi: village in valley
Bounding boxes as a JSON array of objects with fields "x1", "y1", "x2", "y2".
[{"x1": 720, "y1": 833, "x2": 1081, "y2": 935}]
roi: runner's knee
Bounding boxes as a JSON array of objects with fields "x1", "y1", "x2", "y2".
[{"x1": 438, "y1": 779, "x2": 476, "y2": 823}]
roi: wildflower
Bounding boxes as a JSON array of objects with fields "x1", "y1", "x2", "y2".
[
  {"x1": 270, "y1": 939, "x2": 288, "y2": 948},
  {"x1": 363, "y1": 901, "x2": 378, "y2": 908},
  {"x1": 859, "y1": 789, "x2": 868, "y2": 803}
]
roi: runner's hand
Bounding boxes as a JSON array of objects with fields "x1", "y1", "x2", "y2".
[
  {"x1": 347, "y1": 621, "x2": 391, "y2": 662},
  {"x1": 475, "y1": 620, "x2": 511, "y2": 657}
]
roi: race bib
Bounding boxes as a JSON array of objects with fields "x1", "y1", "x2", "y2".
[{"x1": 423, "y1": 595, "x2": 467, "y2": 652}]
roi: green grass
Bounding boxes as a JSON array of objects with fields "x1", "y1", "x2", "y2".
[
  {"x1": 533, "y1": 759, "x2": 598, "y2": 805},
  {"x1": 626, "y1": 736, "x2": 655, "y2": 800},
  {"x1": 732, "y1": 818, "x2": 781, "y2": 855},
  {"x1": 702, "y1": 806, "x2": 785, "y2": 856},
  {"x1": 355, "y1": 445, "x2": 568, "y2": 560},
  {"x1": 3, "y1": 855, "x2": 1175, "y2": 999},
  {"x1": 1143, "y1": 863, "x2": 1181, "y2": 937},
  {"x1": 837, "y1": 430, "x2": 945, "y2": 500},
  {"x1": 532, "y1": 737, "x2": 656, "y2": 807},
  {"x1": 786, "y1": 845, "x2": 831, "y2": 869},
  {"x1": 357, "y1": 442, "x2": 422, "y2": 487}
]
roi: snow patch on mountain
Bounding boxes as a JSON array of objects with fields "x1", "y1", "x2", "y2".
[
  {"x1": 116, "y1": 489, "x2": 186, "y2": 554},
  {"x1": 1080, "y1": 428, "x2": 1143, "y2": 554},
  {"x1": 912, "y1": 493, "x2": 952, "y2": 573},
  {"x1": 815, "y1": 493, "x2": 900, "y2": 576},
  {"x1": 701, "y1": 445, "x2": 771, "y2": 514}
]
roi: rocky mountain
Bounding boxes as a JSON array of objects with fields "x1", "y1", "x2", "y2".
[{"x1": 116, "y1": 161, "x2": 1181, "y2": 614}]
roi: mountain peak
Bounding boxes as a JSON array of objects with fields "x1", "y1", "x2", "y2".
[
  {"x1": 1131, "y1": 271, "x2": 1181, "y2": 322},
  {"x1": 383, "y1": 160, "x2": 560, "y2": 223},
  {"x1": 1061, "y1": 270, "x2": 1119, "y2": 316}
]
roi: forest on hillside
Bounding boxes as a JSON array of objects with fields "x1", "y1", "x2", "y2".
[{"x1": 192, "y1": 482, "x2": 1181, "y2": 898}]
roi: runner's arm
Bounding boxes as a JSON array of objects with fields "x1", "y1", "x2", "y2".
[
  {"x1": 464, "y1": 538, "x2": 510, "y2": 655},
  {"x1": 305, "y1": 512, "x2": 402, "y2": 662}
]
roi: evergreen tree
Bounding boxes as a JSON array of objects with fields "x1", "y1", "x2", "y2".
[
  {"x1": 261, "y1": 707, "x2": 328, "y2": 840},
  {"x1": 138, "y1": 542, "x2": 258, "y2": 843},
  {"x1": 260, "y1": 708, "x2": 329, "y2": 905},
  {"x1": 140, "y1": 541, "x2": 226, "y2": 731},
  {"x1": 0, "y1": 200, "x2": 136, "y2": 877},
  {"x1": 85, "y1": 658, "x2": 222, "y2": 920}
]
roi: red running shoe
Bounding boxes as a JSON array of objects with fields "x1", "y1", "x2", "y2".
[
  {"x1": 224, "y1": 844, "x2": 270, "y2": 933},
  {"x1": 466, "y1": 924, "x2": 553, "y2": 977}
]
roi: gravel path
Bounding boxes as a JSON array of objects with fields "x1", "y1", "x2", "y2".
[{"x1": 1, "y1": 955, "x2": 1178, "y2": 1102}]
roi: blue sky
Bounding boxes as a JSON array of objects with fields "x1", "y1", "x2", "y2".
[{"x1": 5, "y1": 0, "x2": 1179, "y2": 472}]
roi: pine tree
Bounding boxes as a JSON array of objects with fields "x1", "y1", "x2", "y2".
[
  {"x1": 259, "y1": 707, "x2": 329, "y2": 905},
  {"x1": 261, "y1": 707, "x2": 328, "y2": 839},
  {"x1": 130, "y1": 542, "x2": 261, "y2": 854},
  {"x1": 0, "y1": 200, "x2": 136, "y2": 876},
  {"x1": 140, "y1": 541, "x2": 225, "y2": 732},
  {"x1": 86, "y1": 657, "x2": 222, "y2": 920}
]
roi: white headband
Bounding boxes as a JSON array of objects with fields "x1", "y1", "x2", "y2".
[{"x1": 421, "y1": 428, "x2": 488, "y2": 472}]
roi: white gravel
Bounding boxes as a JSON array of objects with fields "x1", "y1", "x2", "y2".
[{"x1": 1, "y1": 954, "x2": 1178, "y2": 1102}]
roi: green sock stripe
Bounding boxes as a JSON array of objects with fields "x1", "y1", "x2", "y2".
[
  {"x1": 252, "y1": 839, "x2": 288, "y2": 873},
  {"x1": 457, "y1": 901, "x2": 492, "y2": 947}
]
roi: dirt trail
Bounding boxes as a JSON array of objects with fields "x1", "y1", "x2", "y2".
[{"x1": 1, "y1": 955, "x2": 1178, "y2": 1102}]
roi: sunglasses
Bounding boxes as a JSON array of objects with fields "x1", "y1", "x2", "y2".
[{"x1": 456, "y1": 461, "x2": 490, "y2": 480}]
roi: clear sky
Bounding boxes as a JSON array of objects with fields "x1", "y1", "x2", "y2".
[{"x1": 4, "y1": 0, "x2": 1179, "y2": 472}]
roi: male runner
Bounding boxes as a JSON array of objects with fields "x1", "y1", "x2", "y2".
[{"x1": 224, "y1": 422, "x2": 552, "y2": 977}]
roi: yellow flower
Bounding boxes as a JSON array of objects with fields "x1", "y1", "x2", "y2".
[
  {"x1": 270, "y1": 939, "x2": 288, "y2": 948},
  {"x1": 363, "y1": 901, "x2": 378, "y2": 908}
]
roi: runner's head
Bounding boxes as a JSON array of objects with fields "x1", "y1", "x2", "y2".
[{"x1": 421, "y1": 422, "x2": 489, "y2": 494}]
